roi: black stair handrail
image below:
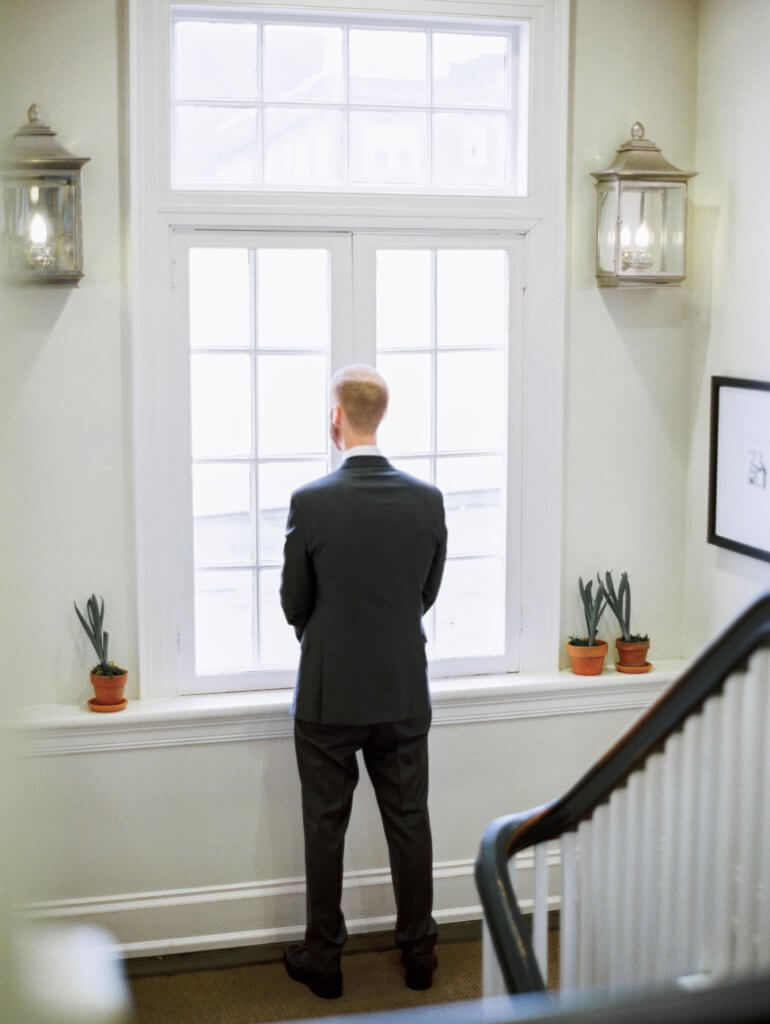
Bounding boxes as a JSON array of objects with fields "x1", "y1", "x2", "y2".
[{"x1": 475, "y1": 590, "x2": 770, "y2": 995}]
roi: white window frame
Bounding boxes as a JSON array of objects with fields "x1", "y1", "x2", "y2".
[
  {"x1": 129, "y1": 0, "x2": 569, "y2": 699},
  {"x1": 170, "y1": 4, "x2": 531, "y2": 196}
]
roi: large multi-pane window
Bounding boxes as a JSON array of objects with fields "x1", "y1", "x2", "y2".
[
  {"x1": 157, "y1": 3, "x2": 531, "y2": 695},
  {"x1": 172, "y1": 8, "x2": 529, "y2": 193},
  {"x1": 177, "y1": 234, "x2": 520, "y2": 692}
]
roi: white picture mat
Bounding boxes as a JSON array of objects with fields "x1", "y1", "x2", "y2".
[{"x1": 714, "y1": 386, "x2": 770, "y2": 553}]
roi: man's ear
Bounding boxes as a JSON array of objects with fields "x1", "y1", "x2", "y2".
[{"x1": 332, "y1": 404, "x2": 343, "y2": 427}]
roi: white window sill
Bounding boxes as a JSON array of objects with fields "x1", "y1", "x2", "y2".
[{"x1": 18, "y1": 662, "x2": 685, "y2": 756}]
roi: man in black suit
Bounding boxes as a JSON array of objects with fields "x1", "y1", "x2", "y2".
[{"x1": 280, "y1": 364, "x2": 447, "y2": 1000}]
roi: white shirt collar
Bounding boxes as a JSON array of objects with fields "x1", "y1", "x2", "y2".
[{"x1": 342, "y1": 444, "x2": 382, "y2": 460}]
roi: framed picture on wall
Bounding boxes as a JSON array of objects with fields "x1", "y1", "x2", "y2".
[{"x1": 708, "y1": 376, "x2": 770, "y2": 563}]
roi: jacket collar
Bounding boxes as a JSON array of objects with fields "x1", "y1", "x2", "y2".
[{"x1": 339, "y1": 455, "x2": 391, "y2": 470}]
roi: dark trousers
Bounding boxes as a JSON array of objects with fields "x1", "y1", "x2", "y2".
[{"x1": 294, "y1": 715, "x2": 438, "y2": 971}]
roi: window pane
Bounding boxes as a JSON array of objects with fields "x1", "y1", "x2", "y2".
[
  {"x1": 175, "y1": 106, "x2": 259, "y2": 185},
  {"x1": 433, "y1": 112, "x2": 507, "y2": 188},
  {"x1": 390, "y1": 457, "x2": 432, "y2": 483},
  {"x1": 258, "y1": 460, "x2": 326, "y2": 564},
  {"x1": 191, "y1": 354, "x2": 253, "y2": 459},
  {"x1": 264, "y1": 107, "x2": 344, "y2": 186},
  {"x1": 350, "y1": 111, "x2": 427, "y2": 185},
  {"x1": 193, "y1": 463, "x2": 253, "y2": 567},
  {"x1": 377, "y1": 353, "x2": 432, "y2": 456},
  {"x1": 175, "y1": 21, "x2": 259, "y2": 101},
  {"x1": 263, "y1": 25, "x2": 344, "y2": 103},
  {"x1": 195, "y1": 569, "x2": 256, "y2": 674},
  {"x1": 436, "y1": 456, "x2": 504, "y2": 556},
  {"x1": 349, "y1": 30, "x2": 428, "y2": 106},
  {"x1": 433, "y1": 33, "x2": 507, "y2": 108},
  {"x1": 257, "y1": 355, "x2": 328, "y2": 457},
  {"x1": 190, "y1": 248, "x2": 252, "y2": 350},
  {"x1": 434, "y1": 558, "x2": 505, "y2": 658},
  {"x1": 437, "y1": 250, "x2": 507, "y2": 348},
  {"x1": 257, "y1": 249, "x2": 330, "y2": 350},
  {"x1": 259, "y1": 568, "x2": 301, "y2": 668},
  {"x1": 436, "y1": 350, "x2": 505, "y2": 452},
  {"x1": 376, "y1": 250, "x2": 431, "y2": 350}
]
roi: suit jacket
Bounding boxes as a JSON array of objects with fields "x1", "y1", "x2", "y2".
[{"x1": 280, "y1": 456, "x2": 447, "y2": 725}]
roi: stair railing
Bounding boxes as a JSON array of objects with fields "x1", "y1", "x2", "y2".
[{"x1": 475, "y1": 591, "x2": 770, "y2": 995}]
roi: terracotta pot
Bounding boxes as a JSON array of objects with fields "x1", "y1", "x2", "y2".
[
  {"x1": 566, "y1": 640, "x2": 608, "y2": 676},
  {"x1": 615, "y1": 638, "x2": 650, "y2": 669},
  {"x1": 89, "y1": 670, "x2": 128, "y2": 711}
]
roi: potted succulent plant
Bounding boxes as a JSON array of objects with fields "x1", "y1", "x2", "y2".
[
  {"x1": 567, "y1": 576, "x2": 608, "y2": 675},
  {"x1": 74, "y1": 594, "x2": 128, "y2": 712},
  {"x1": 602, "y1": 571, "x2": 651, "y2": 673}
]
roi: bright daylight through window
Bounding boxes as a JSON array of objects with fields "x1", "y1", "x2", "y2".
[
  {"x1": 172, "y1": 8, "x2": 529, "y2": 193},
  {"x1": 186, "y1": 241, "x2": 515, "y2": 685}
]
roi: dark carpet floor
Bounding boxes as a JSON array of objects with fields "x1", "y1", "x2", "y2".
[{"x1": 130, "y1": 935, "x2": 559, "y2": 1024}]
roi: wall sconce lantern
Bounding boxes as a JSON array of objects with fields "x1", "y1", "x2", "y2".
[
  {"x1": 2, "y1": 104, "x2": 90, "y2": 285},
  {"x1": 592, "y1": 122, "x2": 696, "y2": 287}
]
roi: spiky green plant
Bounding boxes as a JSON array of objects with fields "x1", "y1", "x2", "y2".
[
  {"x1": 74, "y1": 594, "x2": 126, "y2": 676},
  {"x1": 569, "y1": 576, "x2": 607, "y2": 647},
  {"x1": 601, "y1": 571, "x2": 648, "y2": 643}
]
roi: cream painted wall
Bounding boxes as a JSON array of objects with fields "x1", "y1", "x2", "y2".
[
  {"x1": 684, "y1": 0, "x2": 770, "y2": 650},
  {"x1": 561, "y1": 0, "x2": 698, "y2": 657},
  {"x1": 21, "y1": 703, "x2": 645, "y2": 953},
  {"x1": 0, "y1": 0, "x2": 138, "y2": 707}
]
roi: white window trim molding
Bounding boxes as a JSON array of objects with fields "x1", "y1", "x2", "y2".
[
  {"x1": 19, "y1": 663, "x2": 683, "y2": 757},
  {"x1": 129, "y1": 0, "x2": 570, "y2": 699}
]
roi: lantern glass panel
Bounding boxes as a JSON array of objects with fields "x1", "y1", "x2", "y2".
[
  {"x1": 3, "y1": 174, "x2": 80, "y2": 276},
  {"x1": 596, "y1": 182, "x2": 618, "y2": 274},
  {"x1": 617, "y1": 182, "x2": 686, "y2": 279}
]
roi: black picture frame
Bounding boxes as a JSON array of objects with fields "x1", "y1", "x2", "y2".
[{"x1": 708, "y1": 375, "x2": 770, "y2": 563}]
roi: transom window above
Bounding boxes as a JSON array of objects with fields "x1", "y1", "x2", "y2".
[{"x1": 171, "y1": 6, "x2": 529, "y2": 194}]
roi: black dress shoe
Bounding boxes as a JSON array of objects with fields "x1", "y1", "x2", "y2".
[
  {"x1": 283, "y1": 943, "x2": 343, "y2": 999},
  {"x1": 402, "y1": 952, "x2": 438, "y2": 991}
]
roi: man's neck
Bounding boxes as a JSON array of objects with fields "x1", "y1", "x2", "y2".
[
  {"x1": 342, "y1": 440, "x2": 381, "y2": 460},
  {"x1": 341, "y1": 434, "x2": 377, "y2": 451}
]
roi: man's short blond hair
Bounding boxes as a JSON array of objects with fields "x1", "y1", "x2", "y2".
[{"x1": 331, "y1": 364, "x2": 389, "y2": 434}]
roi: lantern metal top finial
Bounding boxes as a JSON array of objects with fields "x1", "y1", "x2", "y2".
[
  {"x1": 9, "y1": 104, "x2": 89, "y2": 169},
  {"x1": 591, "y1": 123, "x2": 696, "y2": 183},
  {"x1": 15, "y1": 104, "x2": 56, "y2": 138}
]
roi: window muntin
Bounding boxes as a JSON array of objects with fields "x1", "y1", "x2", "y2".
[
  {"x1": 171, "y1": 7, "x2": 529, "y2": 194},
  {"x1": 188, "y1": 246, "x2": 331, "y2": 679},
  {"x1": 375, "y1": 248, "x2": 510, "y2": 660}
]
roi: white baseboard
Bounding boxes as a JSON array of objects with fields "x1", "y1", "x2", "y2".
[{"x1": 24, "y1": 849, "x2": 561, "y2": 959}]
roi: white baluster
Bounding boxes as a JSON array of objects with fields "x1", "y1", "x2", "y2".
[
  {"x1": 560, "y1": 830, "x2": 578, "y2": 992},
  {"x1": 577, "y1": 819, "x2": 593, "y2": 986},
  {"x1": 656, "y1": 731, "x2": 682, "y2": 981},
  {"x1": 591, "y1": 803, "x2": 610, "y2": 985},
  {"x1": 637, "y1": 752, "x2": 663, "y2": 986},
  {"x1": 675, "y1": 713, "x2": 700, "y2": 977},
  {"x1": 713, "y1": 673, "x2": 741, "y2": 975},
  {"x1": 621, "y1": 771, "x2": 642, "y2": 987},
  {"x1": 533, "y1": 842, "x2": 549, "y2": 983},
  {"x1": 607, "y1": 787, "x2": 624, "y2": 989},
  {"x1": 693, "y1": 693, "x2": 719, "y2": 973}
]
